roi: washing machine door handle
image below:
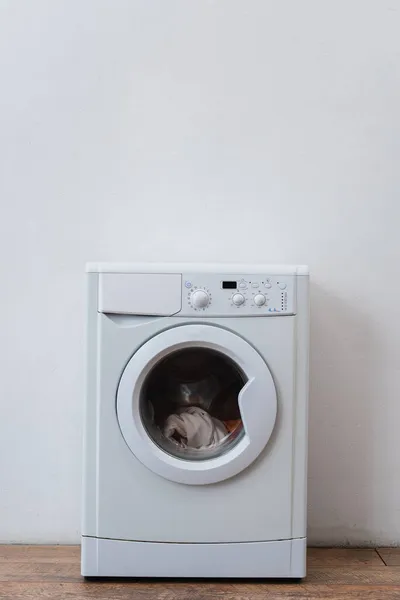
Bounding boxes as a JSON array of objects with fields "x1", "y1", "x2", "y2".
[{"x1": 239, "y1": 376, "x2": 277, "y2": 445}]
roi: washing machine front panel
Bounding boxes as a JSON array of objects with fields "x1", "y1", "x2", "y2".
[
  {"x1": 90, "y1": 312, "x2": 298, "y2": 544},
  {"x1": 117, "y1": 324, "x2": 277, "y2": 485}
]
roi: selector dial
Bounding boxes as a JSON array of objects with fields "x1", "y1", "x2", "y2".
[
  {"x1": 190, "y1": 289, "x2": 210, "y2": 309},
  {"x1": 232, "y1": 293, "x2": 245, "y2": 306},
  {"x1": 254, "y1": 293, "x2": 267, "y2": 307}
]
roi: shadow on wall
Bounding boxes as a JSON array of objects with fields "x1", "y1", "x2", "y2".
[{"x1": 307, "y1": 281, "x2": 377, "y2": 546}]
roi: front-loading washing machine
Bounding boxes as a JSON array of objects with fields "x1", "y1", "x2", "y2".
[{"x1": 82, "y1": 263, "x2": 309, "y2": 578}]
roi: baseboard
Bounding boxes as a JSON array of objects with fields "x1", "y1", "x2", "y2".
[{"x1": 81, "y1": 535, "x2": 306, "y2": 578}]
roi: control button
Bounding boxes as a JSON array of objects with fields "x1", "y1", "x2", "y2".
[
  {"x1": 264, "y1": 282, "x2": 272, "y2": 289},
  {"x1": 251, "y1": 282, "x2": 259, "y2": 288},
  {"x1": 190, "y1": 289, "x2": 210, "y2": 309},
  {"x1": 254, "y1": 294, "x2": 266, "y2": 307},
  {"x1": 185, "y1": 281, "x2": 192, "y2": 288},
  {"x1": 232, "y1": 293, "x2": 245, "y2": 306},
  {"x1": 239, "y1": 281, "x2": 247, "y2": 289},
  {"x1": 278, "y1": 282, "x2": 287, "y2": 290}
]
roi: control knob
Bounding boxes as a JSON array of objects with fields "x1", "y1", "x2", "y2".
[
  {"x1": 232, "y1": 293, "x2": 245, "y2": 306},
  {"x1": 190, "y1": 289, "x2": 210, "y2": 309},
  {"x1": 254, "y1": 293, "x2": 266, "y2": 307}
]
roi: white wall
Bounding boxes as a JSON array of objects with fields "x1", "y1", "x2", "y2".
[{"x1": 0, "y1": 0, "x2": 399, "y2": 545}]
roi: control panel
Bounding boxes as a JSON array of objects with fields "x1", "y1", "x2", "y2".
[{"x1": 180, "y1": 273, "x2": 296, "y2": 317}]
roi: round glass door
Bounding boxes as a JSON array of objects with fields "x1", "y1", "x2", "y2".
[
  {"x1": 140, "y1": 347, "x2": 246, "y2": 461},
  {"x1": 117, "y1": 324, "x2": 277, "y2": 485}
]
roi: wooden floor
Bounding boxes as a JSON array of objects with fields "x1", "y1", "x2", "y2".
[{"x1": 1, "y1": 546, "x2": 400, "y2": 599}]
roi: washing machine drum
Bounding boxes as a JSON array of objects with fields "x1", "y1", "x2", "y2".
[{"x1": 117, "y1": 324, "x2": 277, "y2": 485}]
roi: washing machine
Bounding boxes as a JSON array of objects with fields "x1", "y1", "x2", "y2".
[{"x1": 82, "y1": 263, "x2": 309, "y2": 578}]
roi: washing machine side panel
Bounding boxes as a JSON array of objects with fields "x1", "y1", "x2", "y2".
[
  {"x1": 291, "y1": 275, "x2": 310, "y2": 539},
  {"x1": 82, "y1": 273, "x2": 100, "y2": 537},
  {"x1": 94, "y1": 315, "x2": 297, "y2": 543}
]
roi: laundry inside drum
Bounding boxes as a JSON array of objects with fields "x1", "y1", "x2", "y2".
[{"x1": 140, "y1": 347, "x2": 247, "y2": 460}]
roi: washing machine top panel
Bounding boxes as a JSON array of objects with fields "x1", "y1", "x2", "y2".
[
  {"x1": 87, "y1": 262, "x2": 309, "y2": 275},
  {"x1": 96, "y1": 264, "x2": 308, "y2": 317}
]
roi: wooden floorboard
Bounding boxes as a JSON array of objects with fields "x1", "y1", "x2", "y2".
[
  {"x1": 0, "y1": 546, "x2": 399, "y2": 599},
  {"x1": 2, "y1": 582, "x2": 400, "y2": 600},
  {"x1": 377, "y1": 548, "x2": 400, "y2": 566},
  {"x1": 0, "y1": 545, "x2": 79, "y2": 562},
  {"x1": 307, "y1": 548, "x2": 383, "y2": 567}
]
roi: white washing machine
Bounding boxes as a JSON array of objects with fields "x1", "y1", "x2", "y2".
[{"x1": 82, "y1": 263, "x2": 309, "y2": 578}]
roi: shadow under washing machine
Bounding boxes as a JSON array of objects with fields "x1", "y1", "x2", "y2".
[{"x1": 82, "y1": 263, "x2": 309, "y2": 578}]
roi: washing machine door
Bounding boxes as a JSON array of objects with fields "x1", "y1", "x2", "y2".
[{"x1": 117, "y1": 324, "x2": 277, "y2": 485}]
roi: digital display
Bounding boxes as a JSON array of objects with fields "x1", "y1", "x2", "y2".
[{"x1": 222, "y1": 281, "x2": 237, "y2": 289}]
